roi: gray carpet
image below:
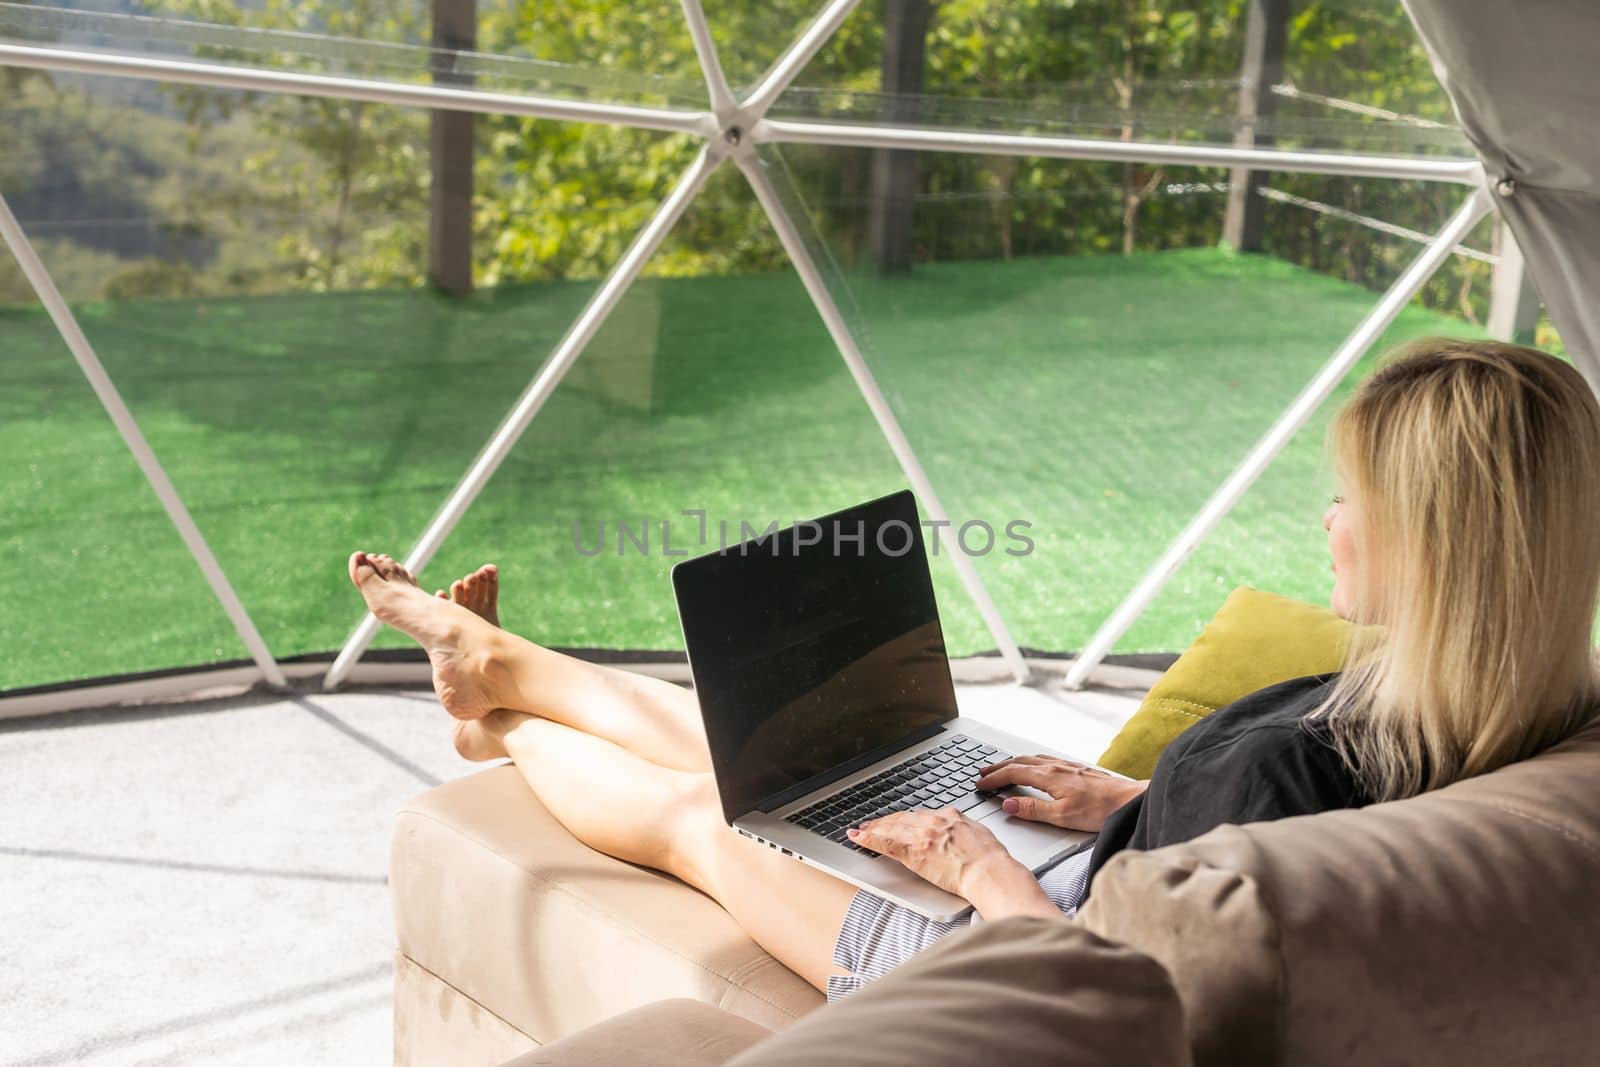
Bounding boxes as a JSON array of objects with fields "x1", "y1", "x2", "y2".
[{"x1": 0, "y1": 680, "x2": 1141, "y2": 1066}]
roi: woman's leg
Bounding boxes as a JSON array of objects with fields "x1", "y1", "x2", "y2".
[
  {"x1": 351, "y1": 551, "x2": 710, "y2": 772},
  {"x1": 355, "y1": 554, "x2": 859, "y2": 989},
  {"x1": 465, "y1": 710, "x2": 859, "y2": 993},
  {"x1": 488, "y1": 633, "x2": 711, "y2": 773}
]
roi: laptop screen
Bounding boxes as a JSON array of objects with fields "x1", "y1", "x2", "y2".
[{"x1": 672, "y1": 490, "x2": 959, "y2": 823}]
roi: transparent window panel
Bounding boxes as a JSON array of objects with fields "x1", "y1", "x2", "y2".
[
  {"x1": 0, "y1": 306, "x2": 251, "y2": 692},
  {"x1": 5, "y1": 72, "x2": 723, "y2": 669},
  {"x1": 755, "y1": 142, "x2": 1496, "y2": 657},
  {"x1": 434, "y1": 162, "x2": 910, "y2": 654},
  {"x1": 1, "y1": 1, "x2": 710, "y2": 111},
  {"x1": 757, "y1": 0, "x2": 1471, "y2": 160},
  {"x1": 2, "y1": 21, "x2": 1509, "y2": 676},
  {"x1": 4, "y1": 1, "x2": 1473, "y2": 158},
  {"x1": 1128, "y1": 181, "x2": 1498, "y2": 651},
  {"x1": 697, "y1": 2, "x2": 863, "y2": 97}
]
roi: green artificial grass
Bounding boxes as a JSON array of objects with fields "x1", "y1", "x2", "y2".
[{"x1": 0, "y1": 248, "x2": 1485, "y2": 692}]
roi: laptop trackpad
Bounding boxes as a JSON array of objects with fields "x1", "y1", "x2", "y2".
[{"x1": 979, "y1": 805, "x2": 1091, "y2": 869}]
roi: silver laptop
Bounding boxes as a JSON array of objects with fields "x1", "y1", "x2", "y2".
[{"x1": 671, "y1": 489, "x2": 1097, "y2": 921}]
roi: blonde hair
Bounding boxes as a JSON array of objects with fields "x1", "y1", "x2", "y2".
[{"x1": 1312, "y1": 338, "x2": 1600, "y2": 801}]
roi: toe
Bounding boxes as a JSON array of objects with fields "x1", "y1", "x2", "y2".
[
  {"x1": 364, "y1": 552, "x2": 421, "y2": 588},
  {"x1": 451, "y1": 579, "x2": 466, "y2": 602},
  {"x1": 349, "y1": 551, "x2": 375, "y2": 586},
  {"x1": 483, "y1": 568, "x2": 500, "y2": 626}
]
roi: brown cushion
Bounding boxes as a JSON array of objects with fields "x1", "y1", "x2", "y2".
[
  {"x1": 729, "y1": 918, "x2": 1191, "y2": 1067},
  {"x1": 1081, "y1": 716, "x2": 1600, "y2": 1067},
  {"x1": 391, "y1": 765, "x2": 823, "y2": 1045},
  {"x1": 499, "y1": 999, "x2": 772, "y2": 1067}
]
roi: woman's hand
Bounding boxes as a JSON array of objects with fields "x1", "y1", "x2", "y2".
[
  {"x1": 847, "y1": 810, "x2": 1059, "y2": 919},
  {"x1": 974, "y1": 755, "x2": 1148, "y2": 832},
  {"x1": 846, "y1": 809, "x2": 1006, "y2": 898}
]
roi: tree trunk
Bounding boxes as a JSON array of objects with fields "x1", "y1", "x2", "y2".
[
  {"x1": 991, "y1": 157, "x2": 1017, "y2": 260},
  {"x1": 1222, "y1": 0, "x2": 1289, "y2": 252},
  {"x1": 868, "y1": 0, "x2": 931, "y2": 273},
  {"x1": 1122, "y1": 163, "x2": 1137, "y2": 256},
  {"x1": 327, "y1": 105, "x2": 360, "y2": 283},
  {"x1": 429, "y1": 0, "x2": 477, "y2": 295},
  {"x1": 1115, "y1": 26, "x2": 1141, "y2": 256}
]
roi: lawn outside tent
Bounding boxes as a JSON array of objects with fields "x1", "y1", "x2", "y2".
[{"x1": 1, "y1": 248, "x2": 1487, "y2": 693}]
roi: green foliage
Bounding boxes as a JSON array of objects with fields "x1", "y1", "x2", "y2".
[
  {"x1": 1263, "y1": 0, "x2": 1487, "y2": 320},
  {"x1": 0, "y1": 78, "x2": 300, "y2": 303},
  {"x1": 0, "y1": 237, "x2": 126, "y2": 305},
  {"x1": 468, "y1": 0, "x2": 804, "y2": 284},
  {"x1": 4, "y1": 0, "x2": 1500, "y2": 326},
  {"x1": 152, "y1": 0, "x2": 431, "y2": 290}
]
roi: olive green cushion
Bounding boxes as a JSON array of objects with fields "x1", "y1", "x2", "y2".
[{"x1": 1096, "y1": 587, "x2": 1356, "y2": 779}]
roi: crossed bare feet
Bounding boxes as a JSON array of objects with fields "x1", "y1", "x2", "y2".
[
  {"x1": 347, "y1": 551, "x2": 532, "y2": 761},
  {"x1": 435, "y1": 563, "x2": 499, "y2": 628}
]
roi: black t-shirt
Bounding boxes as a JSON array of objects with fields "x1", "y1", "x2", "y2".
[{"x1": 1083, "y1": 673, "x2": 1367, "y2": 895}]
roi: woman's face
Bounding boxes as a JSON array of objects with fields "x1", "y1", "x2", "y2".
[{"x1": 1324, "y1": 490, "x2": 1363, "y2": 621}]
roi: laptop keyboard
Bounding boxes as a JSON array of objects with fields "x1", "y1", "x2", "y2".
[{"x1": 783, "y1": 734, "x2": 1011, "y2": 854}]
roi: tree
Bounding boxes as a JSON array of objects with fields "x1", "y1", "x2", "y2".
[
  {"x1": 868, "y1": 0, "x2": 932, "y2": 272},
  {"x1": 159, "y1": 0, "x2": 431, "y2": 290},
  {"x1": 6, "y1": 0, "x2": 1490, "y2": 327}
]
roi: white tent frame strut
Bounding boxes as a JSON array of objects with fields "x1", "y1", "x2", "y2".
[{"x1": 0, "y1": 0, "x2": 1490, "y2": 698}]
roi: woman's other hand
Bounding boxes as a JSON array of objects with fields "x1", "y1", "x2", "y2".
[
  {"x1": 974, "y1": 755, "x2": 1148, "y2": 831},
  {"x1": 846, "y1": 810, "x2": 1059, "y2": 919}
]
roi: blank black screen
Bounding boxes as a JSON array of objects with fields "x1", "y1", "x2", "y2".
[{"x1": 672, "y1": 490, "x2": 958, "y2": 822}]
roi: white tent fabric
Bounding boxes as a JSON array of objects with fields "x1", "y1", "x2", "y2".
[{"x1": 1403, "y1": 0, "x2": 1600, "y2": 392}]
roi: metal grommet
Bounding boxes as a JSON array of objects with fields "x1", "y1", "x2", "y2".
[
  {"x1": 1495, "y1": 176, "x2": 1516, "y2": 198},
  {"x1": 723, "y1": 126, "x2": 742, "y2": 146}
]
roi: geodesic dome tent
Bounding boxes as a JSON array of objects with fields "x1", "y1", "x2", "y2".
[{"x1": 1, "y1": 0, "x2": 1593, "y2": 714}]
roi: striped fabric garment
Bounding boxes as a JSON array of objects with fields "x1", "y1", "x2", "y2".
[{"x1": 824, "y1": 847, "x2": 1096, "y2": 1002}]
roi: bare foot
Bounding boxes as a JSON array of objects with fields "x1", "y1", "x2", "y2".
[
  {"x1": 452, "y1": 707, "x2": 533, "y2": 762},
  {"x1": 435, "y1": 563, "x2": 499, "y2": 628},
  {"x1": 348, "y1": 550, "x2": 505, "y2": 720}
]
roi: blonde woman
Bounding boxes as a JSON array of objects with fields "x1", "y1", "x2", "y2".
[{"x1": 348, "y1": 338, "x2": 1600, "y2": 1001}]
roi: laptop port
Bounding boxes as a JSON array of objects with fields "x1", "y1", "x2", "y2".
[{"x1": 780, "y1": 848, "x2": 792, "y2": 856}]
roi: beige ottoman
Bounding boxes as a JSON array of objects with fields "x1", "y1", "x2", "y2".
[{"x1": 390, "y1": 764, "x2": 823, "y2": 1065}]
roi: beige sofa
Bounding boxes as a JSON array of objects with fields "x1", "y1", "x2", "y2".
[{"x1": 391, "y1": 715, "x2": 1600, "y2": 1066}]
